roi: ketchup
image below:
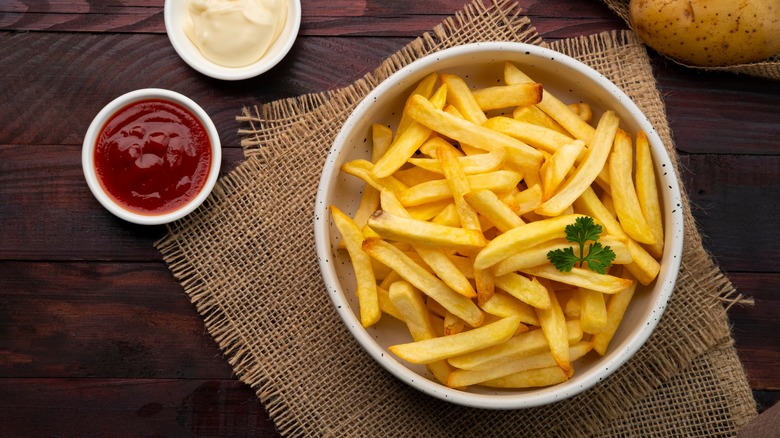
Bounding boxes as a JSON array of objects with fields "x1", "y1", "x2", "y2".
[{"x1": 93, "y1": 99, "x2": 212, "y2": 215}]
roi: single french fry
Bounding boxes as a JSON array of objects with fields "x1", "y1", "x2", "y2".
[
  {"x1": 378, "y1": 269, "x2": 402, "y2": 289},
  {"x1": 448, "y1": 320, "x2": 583, "y2": 370},
  {"x1": 389, "y1": 281, "x2": 436, "y2": 340},
  {"x1": 464, "y1": 189, "x2": 524, "y2": 233},
  {"x1": 474, "y1": 214, "x2": 586, "y2": 270},
  {"x1": 372, "y1": 123, "x2": 394, "y2": 160},
  {"x1": 362, "y1": 238, "x2": 484, "y2": 327},
  {"x1": 601, "y1": 191, "x2": 616, "y2": 217},
  {"x1": 609, "y1": 129, "x2": 657, "y2": 244},
  {"x1": 574, "y1": 187, "x2": 660, "y2": 285},
  {"x1": 504, "y1": 62, "x2": 596, "y2": 144},
  {"x1": 350, "y1": 186, "x2": 380, "y2": 232},
  {"x1": 331, "y1": 206, "x2": 381, "y2": 327},
  {"x1": 523, "y1": 167, "x2": 542, "y2": 190},
  {"x1": 405, "y1": 200, "x2": 451, "y2": 221},
  {"x1": 635, "y1": 130, "x2": 665, "y2": 259},
  {"x1": 520, "y1": 264, "x2": 635, "y2": 294},
  {"x1": 480, "y1": 364, "x2": 569, "y2": 388},
  {"x1": 438, "y1": 144, "x2": 481, "y2": 231},
  {"x1": 535, "y1": 111, "x2": 620, "y2": 217},
  {"x1": 557, "y1": 288, "x2": 581, "y2": 318},
  {"x1": 494, "y1": 273, "x2": 551, "y2": 310},
  {"x1": 388, "y1": 280, "x2": 455, "y2": 384},
  {"x1": 443, "y1": 311, "x2": 466, "y2": 336},
  {"x1": 399, "y1": 170, "x2": 523, "y2": 207},
  {"x1": 367, "y1": 210, "x2": 487, "y2": 252},
  {"x1": 396, "y1": 72, "x2": 439, "y2": 137},
  {"x1": 447, "y1": 341, "x2": 592, "y2": 388},
  {"x1": 440, "y1": 73, "x2": 488, "y2": 124},
  {"x1": 471, "y1": 82, "x2": 543, "y2": 111},
  {"x1": 426, "y1": 295, "x2": 448, "y2": 319},
  {"x1": 419, "y1": 136, "x2": 463, "y2": 158},
  {"x1": 409, "y1": 148, "x2": 506, "y2": 175},
  {"x1": 501, "y1": 184, "x2": 543, "y2": 216},
  {"x1": 393, "y1": 166, "x2": 443, "y2": 187},
  {"x1": 568, "y1": 102, "x2": 593, "y2": 123},
  {"x1": 474, "y1": 266, "x2": 496, "y2": 305},
  {"x1": 341, "y1": 159, "x2": 408, "y2": 196},
  {"x1": 406, "y1": 94, "x2": 544, "y2": 170},
  {"x1": 376, "y1": 285, "x2": 404, "y2": 321},
  {"x1": 431, "y1": 202, "x2": 460, "y2": 227},
  {"x1": 595, "y1": 167, "x2": 612, "y2": 195},
  {"x1": 513, "y1": 104, "x2": 569, "y2": 135},
  {"x1": 415, "y1": 246, "x2": 477, "y2": 298},
  {"x1": 493, "y1": 235, "x2": 632, "y2": 276},
  {"x1": 445, "y1": 253, "x2": 475, "y2": 279},
  {"x1": 372, "y1": 84, "x2": 448, "y2": 178},
  {"x1": 482, "y1": 116, "x2": 575, "y2": 154},
  {"x1": 535, "y1": 282, "x2": 572, "y2": 377},
  {"x1": 389, "y1": 316, "x2": 521, "y2": 364},
  {"x1": 540, "y1": 140, "x2": 586, "y2": 200},
  {"x1": 480, "y1": 291, "x2": 540, "y2": 326},
  {"x1": 593, "y1": 277, "x2": 638, "y2": 355},
  {"x1": 579, "y1": 287, "x2": 608, "y2": 334}
]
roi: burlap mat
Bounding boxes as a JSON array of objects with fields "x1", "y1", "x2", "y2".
[
  {"x1": 156, "y1": 1, "x2": 759, "y2": 435},
  {"x1": 602, "y1": 0, "x2": 780, "y2": 80}
]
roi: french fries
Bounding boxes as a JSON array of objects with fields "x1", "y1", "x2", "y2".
[
  {"x1": 389, "y1": 316, "x2": 522, "y2": 364},
  {"x1": 610, "y1": 130, "x2": 657, "y2": 244},
  {"x1": 329, "y1": 62, "x2": 667, "y2": 392},
  {"x1": 635, "y1": 131, "x2": 665, "y2": 259},
  {"x1": 330, "y1": 206, "x2": 380, "y2": 327}
]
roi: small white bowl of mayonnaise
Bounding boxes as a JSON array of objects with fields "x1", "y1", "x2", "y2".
[{"x1": 164, "y1": 0, "x2": 301, "y2": 81}]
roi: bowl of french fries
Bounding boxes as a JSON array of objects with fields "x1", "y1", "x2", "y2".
[{"x1": 314, "y1": 42, "x2": 684, "y2": 409}]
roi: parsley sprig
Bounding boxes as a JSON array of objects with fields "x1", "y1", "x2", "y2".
[{"x1": 547, "y1": 216, "x2": 616, "y2": 274}]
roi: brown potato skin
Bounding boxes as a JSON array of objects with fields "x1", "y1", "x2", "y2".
[{"x1": 629, "y1": 0, "x2": 780, "y2": 67}]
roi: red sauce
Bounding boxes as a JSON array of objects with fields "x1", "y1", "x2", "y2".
[{"x1": 94, "y1": 99, "x2": 212, "y2": 215}]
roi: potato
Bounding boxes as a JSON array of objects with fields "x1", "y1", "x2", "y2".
[{"x1": 629, "y1": 0, "x2": 780, "y2": 66}]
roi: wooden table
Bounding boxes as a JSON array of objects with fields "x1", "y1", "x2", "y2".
[{"x1": 1, "y1": 1, "x2": 778, "y2": 436}]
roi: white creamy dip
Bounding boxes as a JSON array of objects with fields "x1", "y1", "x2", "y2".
[{"x1": 184, "y1": 0, "x2": 288, "y2": 68}]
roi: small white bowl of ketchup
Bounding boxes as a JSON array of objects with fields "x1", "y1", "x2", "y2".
[{"x1": 82, "y1": 88, "x2": 221, "y2": 225}]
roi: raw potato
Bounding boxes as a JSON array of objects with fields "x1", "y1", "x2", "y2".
[{"x1": 629, "y1": 0, "x2": 780, "y2": 66}]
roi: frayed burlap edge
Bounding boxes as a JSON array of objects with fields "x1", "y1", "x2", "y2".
[
  {"x1": 601, "y1": 0, "x2": 780, "y2": 80},
  {"x1": 156, "y1": 0, "x2": 758, "y2": 435}
]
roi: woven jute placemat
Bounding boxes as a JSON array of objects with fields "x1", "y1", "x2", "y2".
[{"x1": 156, "y1": 1, "x2": 758, "y2": 435}]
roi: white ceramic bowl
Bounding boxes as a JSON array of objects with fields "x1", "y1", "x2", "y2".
[
  {"x1": 164, "y1": 0, "x2": 301, "y2": 81},
  {"x1": 314, "y1": 42, "x2": 684, "y2": 409},
  {"x1": 82, "y1": 88, "x2": 221, "y2": 225}
]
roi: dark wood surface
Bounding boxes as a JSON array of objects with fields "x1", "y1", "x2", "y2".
[{"x1": 1, "y1": 1, "x2": 778, "y2": 436}]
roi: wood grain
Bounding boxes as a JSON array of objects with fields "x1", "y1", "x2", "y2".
[
  {"x1": 0, "y1": 261, "x2": 234, "y2": 379},
  {"x1": 727, "y1": 273, "x2": 780, "y2": 393},
  {"x1": 0, "y1": 378, "x2": 274, "y2": 437},
  {"x1": 0, "y1": 0, "x2": 624, "y2": 35},
  {"x1": 679, "y1": 155, "x2": 780, "y2": 272},
  {"x1": 1, "y1": 32, "x2": 778, "y2": 154}
]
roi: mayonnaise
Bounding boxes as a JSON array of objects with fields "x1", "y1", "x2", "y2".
[{"x1": 184, "y1": 0, "x2": 288, "y2": 68}]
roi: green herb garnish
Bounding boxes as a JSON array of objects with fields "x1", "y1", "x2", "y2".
[{"x1": 547, "y1": 216, "x2": 616, "y2": 274}]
